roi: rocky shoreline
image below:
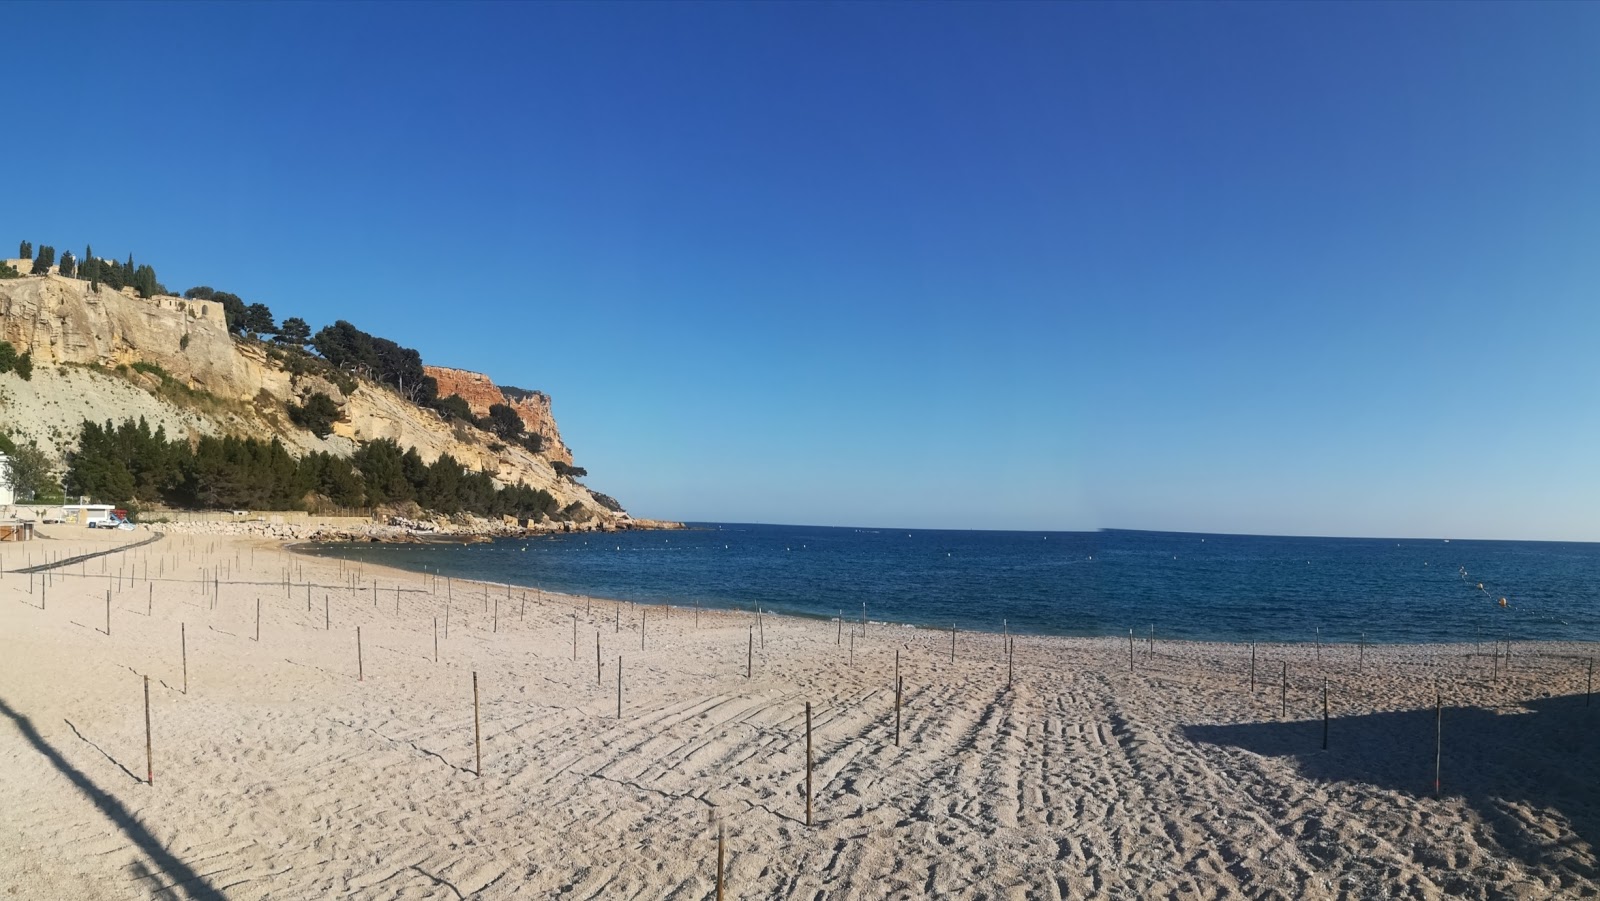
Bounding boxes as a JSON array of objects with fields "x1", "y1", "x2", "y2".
[{"x1": 150, "y1": 514, "x2": 685, "y2": 544}]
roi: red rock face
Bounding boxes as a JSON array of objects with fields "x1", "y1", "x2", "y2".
[{"x1": 424, "y1": 365, "x2": 574, "y2": 463}]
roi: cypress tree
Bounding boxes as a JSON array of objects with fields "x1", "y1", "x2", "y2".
[{"x1": 18, "y1": 241, "x2": 31, "y2": 260}]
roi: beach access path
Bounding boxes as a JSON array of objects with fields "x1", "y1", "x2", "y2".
[{"x1": 0, "y1": 528, "x2": 1594, "y2": 899}]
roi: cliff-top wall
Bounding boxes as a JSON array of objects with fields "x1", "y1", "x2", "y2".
[{"x1": 424, "y1": 365, "x2": 573, "y2": 464}]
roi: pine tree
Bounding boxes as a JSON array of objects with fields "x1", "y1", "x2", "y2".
[
  {"x1": 244, "y1": 303, "x2": 276, "y2": 338},
  {"x1": 30, "y1": 246, "x2": 55, "y2": 275},
  {"x1": 276, "y1": 317, "x2": 312, "y2": 345},
  {"x1": 58, "y1": 252, "x2": 75, "y2": 279}
]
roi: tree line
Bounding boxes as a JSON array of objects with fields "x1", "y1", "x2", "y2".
[
  {"x1": 65, "y1": 418, "x2": 569, "y2": 520},
  {"x1": 16, "y1": 239, "x2": 168, "y2": 296}
]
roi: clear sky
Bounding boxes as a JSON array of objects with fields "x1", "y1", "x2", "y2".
[{"x1": 4, "y1": 2, "x2": 1599, "y2": 539}]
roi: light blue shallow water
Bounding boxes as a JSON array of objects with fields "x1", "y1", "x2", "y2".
[{"x1": 298, "y1": 525, "x2": 1600, "y2": 644}]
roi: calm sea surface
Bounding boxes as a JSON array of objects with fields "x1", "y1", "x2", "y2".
[{"x1": 299, "y1": 525, "x2": 1600, "y2": 644}]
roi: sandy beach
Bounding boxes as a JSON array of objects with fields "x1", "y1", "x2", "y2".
[{"x1": 1, "y1": 528, "x2": 1595, "y2": 900}]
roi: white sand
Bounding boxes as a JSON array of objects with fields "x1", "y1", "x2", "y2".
[{"x1": 0, "y1": 529, "x2": 1595, "y2": 899}]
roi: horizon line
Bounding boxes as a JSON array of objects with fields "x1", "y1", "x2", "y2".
[{"x1": 666, "y1": 520, "x2": 1600, "y2": 546}]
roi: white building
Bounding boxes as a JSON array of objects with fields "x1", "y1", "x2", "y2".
[{"x1": 0, "y1": 452, "x2": 13, "y2": 506}]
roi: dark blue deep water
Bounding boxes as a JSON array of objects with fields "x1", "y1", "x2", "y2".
[{"x1": 300, "y1": 526, "x2": 1600, "y2": 644}]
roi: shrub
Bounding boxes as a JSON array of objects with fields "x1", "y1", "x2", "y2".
[
  {"x1": 432, "y1": 394, "x2": 474, "y2": 421},
  {"x1": 288, "y1": 392, "x2": 342, "y2": 438},
  {"x1": 551, "y1": 461, "x2": 588, "y2": 479},
  {"x1": 482, "y1": 403, "x2": 524, "y2": 439},
  {"x1": 0, "y1": 342, "x2": 32, "y2": 380},
  {"x1": 131, "y1": 361, "x2": 170, "y2": 381}
]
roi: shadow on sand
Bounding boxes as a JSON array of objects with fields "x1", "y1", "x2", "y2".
[
  {"x1": 1185, "y1": 693, "x2": 1600, "y2": 875},
  {"x1": 0, "y1": 695, "x2": 224, "y2": 900}
]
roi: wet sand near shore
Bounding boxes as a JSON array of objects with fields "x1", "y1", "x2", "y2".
[{"x1": 1, "y1": 528, "x2": 1595, "y2": 899}]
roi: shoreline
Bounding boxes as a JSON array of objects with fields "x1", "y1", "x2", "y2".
[{"x1": 3, "y1": 527, "x2": 1595, "y2": 898}]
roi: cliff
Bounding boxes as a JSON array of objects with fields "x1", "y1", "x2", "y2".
[
  {"x1": 423, "y1": 365, "x2": 573, "y2": 464},
  {"x1": 0, "y1": 270, "x2": 622, "y2": 523}
]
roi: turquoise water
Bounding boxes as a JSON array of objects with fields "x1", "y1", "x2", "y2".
[{"x1": 299, "y1": 525, "x2": 1600, "y2": 644}]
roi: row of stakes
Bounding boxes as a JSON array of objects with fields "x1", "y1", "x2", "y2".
[
  {"x1": 11, "y1": 541, "x2": 1600, "y2": 886},
  {"x1": 38, "y1": 564, "x2": 1588, "y2": 808}
]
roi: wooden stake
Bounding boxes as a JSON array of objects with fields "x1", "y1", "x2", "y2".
[
  {"x1": 837, "y1": 610, "x2": 842, "y2": 645},
  {"x1": 1280, "y1": 661, "x2": 1286, "y2": 718},
  {"x1": 473, "y1": 671, "x2": 482, "y2": 777},
  {"x1": 641, "y1": 609, "x2": 646, "y2": 651},
  {"x1": 716, "y1": 821, "x2": 725, "y2": 901},
  {"x1": 325, "y1": 595, "x2": 330, "y2": 630},
  {"x1": 895, "y1": 675, "x2": 903, "y2": 747},
  {"x1": 357, "y1": 627, "x2": 364, "y2": 681},
  {"x1": 181, "y1": 623, "x2": 188, "y2": 695},
  {"x1": 1321, "y1": 678, "x2": 1329, "y2": 750},
  {"x1": 1008, "y1": 637, "x2": 1014, "y2": 685},
  {"x1": 1434, "y1": 686, "x2": 1443, "y2": 796},
  {"x1": 758, "y1": 605, "x2": 764, "y2": 649},
  {"x1": 805, "y1": 701, "x2": 813, "y2": 827},
  {"x1": 494, "y1": 597, "x2": 499, "y2": 633},
  {"x1": 445, "y1": 602, "x2": 450, "y2": 639},
  {"x1": 106, "y1": 590, "x2": 111, "y2": 636},
  {"x1": 434, "y1": 617, "x2": 439, "y2": 663},
  {"x1": 747, "y1": 628, "x2": 753, "y2": 679},
  {"x1": 255, "y1": 598, "x2": 261, "y2": 642},
  {"x1": 596, "y1": 631, "x2": 601, "y2": 684},
  {"x1": 1250, "y1": 643, "x2": 1256, "y2": 692},
  {"x1": 573, "y1": 613, "x2": 578, "y2": 660},
  {"x1": 149, "y1": 583, "x2": 153, "y2": 616},
  {"x1": 951, "y1": 623, "x2": 957, "y2": 663},
  {"x1": 617, "y1": 656, "x2": 623, "y2": 718},
  {"x1": 143, "y1": 675, "x2": 153, "y2": 786},
  {"x1": 1128, "y1": 629, "x2": 1134, "y2": 671}
]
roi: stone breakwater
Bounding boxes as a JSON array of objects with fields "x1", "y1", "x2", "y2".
[{"x1": 151, "y1": 515, "x2": 684, "y2": 544}]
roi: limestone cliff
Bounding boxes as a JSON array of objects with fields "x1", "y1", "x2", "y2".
[
  {"x1": 0, "y1": 271, "x2": 622, "y2": 522},
  {"x1": 423, "y1": 365, "x2": 573, "y2": 464}
]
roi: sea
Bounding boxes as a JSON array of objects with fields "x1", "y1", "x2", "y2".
[{"x1": 299, "y1": 525, "x2": 1600, "y2": 645}]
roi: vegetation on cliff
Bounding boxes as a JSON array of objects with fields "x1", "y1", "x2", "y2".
[
  {"x1": 66, "y1": 417, "x2": 563, "y2": 519},
  {"x1": 287, "y1": 392, "x2": 342, "y2": 438},
  {"x1": 0, "y1": 342, "x2": 33, "y2": 381}
]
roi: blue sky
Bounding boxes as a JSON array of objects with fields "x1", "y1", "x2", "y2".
[{"x1": 4, "y1": 2, "x2": 1598, "y2": 538}]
